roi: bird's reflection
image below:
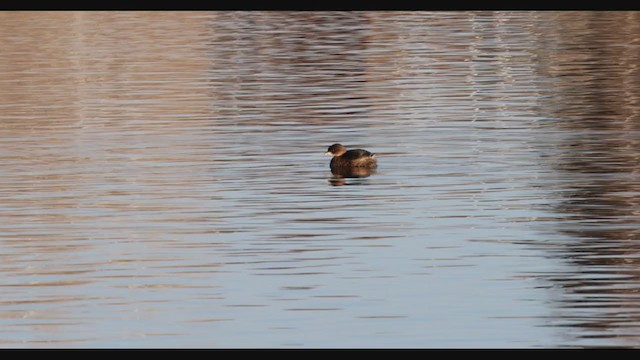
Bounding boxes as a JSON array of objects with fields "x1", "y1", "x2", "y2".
[{"x1": 328, "y1": 167, "x2": 376, "y2": 186}]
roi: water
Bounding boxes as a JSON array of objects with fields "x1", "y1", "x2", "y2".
[{"x1": 0, "y1": 11, "x2": 639, "y2": 348}]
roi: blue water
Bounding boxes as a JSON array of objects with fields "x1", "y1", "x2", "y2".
[{"x1": 0, "y1": 11, "x2": 639, "y2": 348}]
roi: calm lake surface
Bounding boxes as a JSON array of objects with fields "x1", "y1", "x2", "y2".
[{"x1": 1, "y1": 11, "x2": 639, "y2": 348}]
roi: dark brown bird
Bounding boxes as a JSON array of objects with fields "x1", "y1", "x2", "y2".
[{"x1": 325, "y1": 144, "x2": 377, "y2": 171}]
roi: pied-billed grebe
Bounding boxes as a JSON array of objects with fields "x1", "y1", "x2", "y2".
[{"x1": 325, "y1": 143, "x2": 377, "y2": 170}]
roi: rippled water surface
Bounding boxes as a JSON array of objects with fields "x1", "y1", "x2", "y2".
[{"x1": 1, "y1": 11, "x2": 640, "y2": 348}]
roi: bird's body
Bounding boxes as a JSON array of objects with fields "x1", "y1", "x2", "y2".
[{"x1": 325, "y1": 144, "x2": 377, "y2": 171}]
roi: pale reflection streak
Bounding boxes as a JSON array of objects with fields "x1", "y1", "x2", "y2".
[{"x1": 0, "y1": 12, "x2": 225, "y2": 345}]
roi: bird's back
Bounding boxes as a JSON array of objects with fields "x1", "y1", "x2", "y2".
[
  {"x1": 342, "y1": 149, "x2": 375, "y2": 161},
  {"x1": 330, "y1": 149, "x2": 377, "y2": 169}
]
